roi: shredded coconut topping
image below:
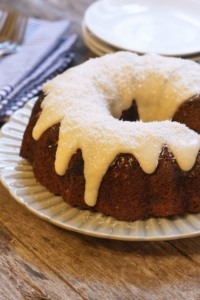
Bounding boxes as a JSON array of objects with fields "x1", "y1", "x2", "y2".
[{"x1": 32, "y1": 52, "x2": 200, "y2": 206}]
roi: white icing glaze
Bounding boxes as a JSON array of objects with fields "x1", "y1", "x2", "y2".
[{"x1": 32, "y1": 52, "x2": 200, "y2": 207}]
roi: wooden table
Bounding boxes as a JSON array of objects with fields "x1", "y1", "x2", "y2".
[{"x1": 1, "y1": 1, "x2": 200, "y2": 299}]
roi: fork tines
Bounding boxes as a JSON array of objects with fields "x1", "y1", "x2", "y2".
[
  {"x1": 11, "y1": 13, "x2": 27, "y2": 47},
  {"x1": 0, "y1": 8, "x2": 27, "y2": 54},
  {"x1": 0, "y1": 10, "x2": 7, "y2": 30},
  {"x1": 0, "y1": 10, "x2": 18, "y2": 42}
]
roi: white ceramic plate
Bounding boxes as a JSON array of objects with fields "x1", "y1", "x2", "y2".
[
  {"x1": 82, "y1": 20, "x2": 116, "y2": 55},
  {"x1": 84, "y1": 0, "x2": 200, "y2": 56},
  {"x1": 82, "y1": 18, "x2": 200, "y2": 61},
  {"x1": 82, "y1": 19, "x2": 200, "y2": 61},
  {"x1": 1, "y1": 98, "x2": 200, "y2": 241}
]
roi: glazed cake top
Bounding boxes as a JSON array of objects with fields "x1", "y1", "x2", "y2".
[{"x1": 32, "y1": 52, "x2": 200, "y2": 206}]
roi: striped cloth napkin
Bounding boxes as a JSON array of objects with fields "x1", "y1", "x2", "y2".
[{"x1": 0, "y1": 16, "x2": 77, "y2": 123}]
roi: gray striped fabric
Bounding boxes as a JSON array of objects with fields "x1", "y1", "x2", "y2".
[{"x1": 0, "y1": 16, "x2": 77, "y2": 122}]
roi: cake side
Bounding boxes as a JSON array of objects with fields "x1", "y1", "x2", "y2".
[{"x1": 20, "y1": 94, "x2": 200, "y2": 221}]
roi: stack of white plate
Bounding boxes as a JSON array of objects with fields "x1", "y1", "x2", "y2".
[{"x1": 82, "y1": 0, "x2": 200, "y2": 61}]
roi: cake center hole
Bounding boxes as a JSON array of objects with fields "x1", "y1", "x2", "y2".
[{"x1": 120, "y1": 100, "x2": 139, "y2": 122}]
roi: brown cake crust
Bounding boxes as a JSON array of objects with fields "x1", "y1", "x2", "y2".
[
  {"x1": 20, "y1": 93, "x2": 200, "y2": 221},
  {"x1": 173, "y1": 94, "x2": 200, "y2": 133}
]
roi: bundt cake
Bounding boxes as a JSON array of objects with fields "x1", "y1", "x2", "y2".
[{"x1": 20, "y1": 51, "x2": 200, "y2": 221}]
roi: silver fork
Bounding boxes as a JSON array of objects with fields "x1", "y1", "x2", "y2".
[
  {"x1": 0, "y1": 10, "x2": 27, "y2": 56},
  {"x1": 0, "y1": 10, "x2": 18, "y2": 48},
  {"x1": 0, "y1": 9, "x2": 7, "y2": 32}
]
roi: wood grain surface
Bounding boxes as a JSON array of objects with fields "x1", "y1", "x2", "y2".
[{"x1": 1, "y1": 1, "x2": 200, "y2": 299}]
